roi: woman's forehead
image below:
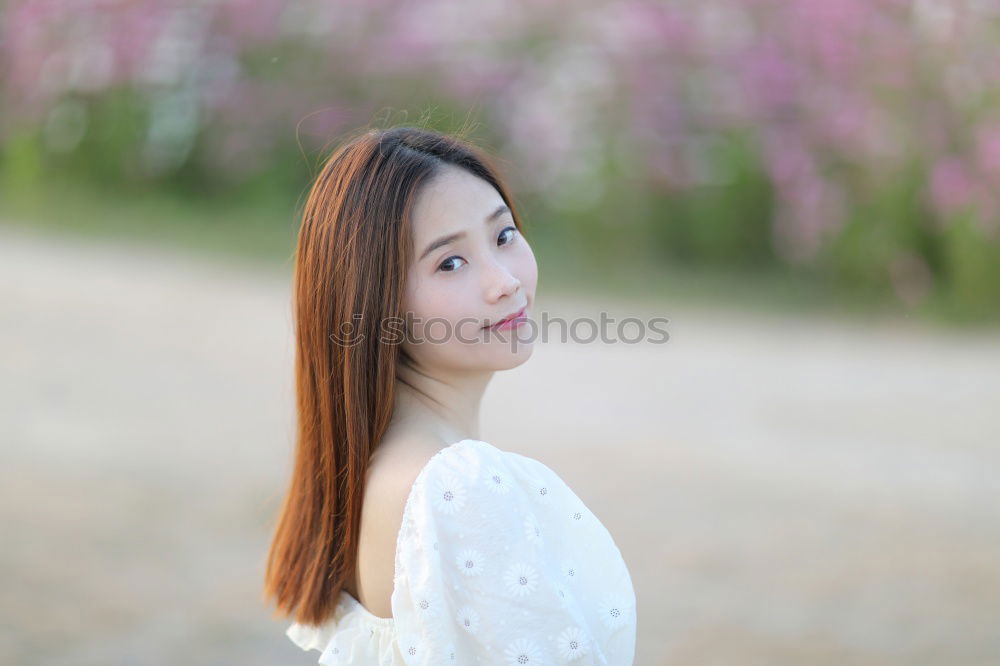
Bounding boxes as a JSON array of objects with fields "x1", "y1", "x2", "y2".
[{"x1": 413, "y1": 168, "x2": 502, "y2": 232}]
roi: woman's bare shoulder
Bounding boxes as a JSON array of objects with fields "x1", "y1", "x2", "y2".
[
  {"x1": 354, "y1": 431, "x2": 450, "y2": 617},
  {"x1": 368, "y1": 429, "x2": 452, "y2": 484}
]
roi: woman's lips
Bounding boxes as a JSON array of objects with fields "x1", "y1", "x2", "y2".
[{"x1": 488, "y1": 307, "x2": 527, "y2": 331}]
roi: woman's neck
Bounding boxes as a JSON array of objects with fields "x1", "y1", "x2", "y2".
[{"x1": 392, "y1": 366, "x2": 490, "y2": 445}]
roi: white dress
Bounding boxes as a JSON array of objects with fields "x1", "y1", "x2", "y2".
[{"x1": 285, "y1": 439, "x2": 637, "y2": 665}]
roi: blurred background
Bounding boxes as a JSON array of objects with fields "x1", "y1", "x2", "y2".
[{"x1": 1, "y1": 1, "x2": 998, "y2": 664}]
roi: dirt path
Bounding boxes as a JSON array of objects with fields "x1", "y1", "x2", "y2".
[{"x1": 2, "y1": 223, "x2": 998, "y2": 665}]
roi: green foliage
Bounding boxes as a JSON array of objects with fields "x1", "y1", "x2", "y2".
[
  {"x1": 3, "y1": 116, "x2": 997, "y2": 323},
  {"x1": 823, "y1": 160, "x2": 928, "y2": 297},
  {"x1": 937, "y1": 211, "x2": 1000, "y2": 322},
  {"x1": 645, "y1": 131, "x2": 776, "y2": 269},
  {"x1": 56, "y1": 89, "x2": 149, "y2": 187},
  {"x1": 0, "y1": 128, "x2": 45, "y2": 204}
]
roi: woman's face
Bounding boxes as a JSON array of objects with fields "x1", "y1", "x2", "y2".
[{"x1": 401, "y1": 165, "x2": 538, "y2": 373}]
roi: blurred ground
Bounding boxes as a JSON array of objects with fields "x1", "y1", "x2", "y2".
[{"x1": 1, "y1": 223, "x2": 998, "y2": 666}]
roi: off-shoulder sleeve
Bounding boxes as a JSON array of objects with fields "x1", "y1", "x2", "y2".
[{"x1": 389, "y1": 440, "x2": 636, "y2": 665}]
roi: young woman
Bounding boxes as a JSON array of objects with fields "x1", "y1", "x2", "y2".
[{"x1": 264, "y1": 126, "x2": 636, "y2": 665}]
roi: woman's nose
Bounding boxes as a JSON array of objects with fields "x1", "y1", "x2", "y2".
[{"x1": 485, "y1": 261, "x2": 521, "y2": 302}]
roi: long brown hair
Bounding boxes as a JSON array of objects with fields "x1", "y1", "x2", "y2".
[{"x1": 263, "y1": 125, "x2": 528, "y2": 625}]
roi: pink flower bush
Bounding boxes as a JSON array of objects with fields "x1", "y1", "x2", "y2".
[{"x1": 2, "y1": 0, "x2": 997, "y2": 310}]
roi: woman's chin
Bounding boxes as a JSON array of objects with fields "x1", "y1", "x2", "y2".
[{"x1": 482, "y1": 336, "x2": 535, "y2": 369}]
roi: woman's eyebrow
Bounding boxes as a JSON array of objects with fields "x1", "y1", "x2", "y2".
[{"x1": 418, "y1": 204, "x2": 511, "y2": 261}]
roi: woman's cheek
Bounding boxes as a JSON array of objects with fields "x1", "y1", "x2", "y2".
[{"x1": 518, "y1": 246, "x2": 539, "y2": 289}]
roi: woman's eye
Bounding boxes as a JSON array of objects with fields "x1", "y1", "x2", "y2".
[
  {"x1": 437, "y1": 256, "x2": 465, "y2": 272},
  {"x1": 498, "y1": 226, "x2": 517, "y2": 246}
]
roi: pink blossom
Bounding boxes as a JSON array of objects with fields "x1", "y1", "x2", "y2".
[
  {"x1": 930, "y1": 158, "x2": 977, "y2": 215},
  {"x1": 975, "y1": 124, "x2": 1000, "y2": 179}
]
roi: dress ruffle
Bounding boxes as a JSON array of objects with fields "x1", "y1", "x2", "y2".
[{"x1": 286, "y1": 589, "x2": 398, "y2": 664}]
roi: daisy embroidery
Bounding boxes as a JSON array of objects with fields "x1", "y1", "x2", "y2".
[
  {"x1": 560, "y1": 560, "x2": 580, "y2": 583},
  {"x1": 410, "y1": 588, "x2": 445, "y2": 620},
  {"x1": 430, "y1": 472, "x2": 467, "y2": 515},
  {"x1": 555, "y1": 626, "x2": 591, "y2": 661},
  {"x1": 455, "y1": 605, "x2": 481, "y2": 634},
  {"x1": 531, "y1": 478, "x2": 552, "y2": 505},
  {"x1": 569, "y1": 503, "x2": 587, "y2": 525},
  {"x1": 319, "y1": 641, "x2": 342, "y2": 663},
  {"x1": 503, "y1": 561, "x2": 540, "y2": 597},
  {"x1": 395, "y1": 631, "x2": 423, "y2": 661},
  {"x1": 454, "y1": 548, "x2": 486, "y2": 576},
  {"x1": 484, "y1": 465, "x2": 512, "y2": 495},
  {"x1": 504, "y1": 637, "x2": 546, "y2": 665},
  {"x1": 523, "y1": 513, "x2": 543, "y2": 546},
  {"x1": 598, "y1": 591, "x2": 632, "y2": 632}
]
